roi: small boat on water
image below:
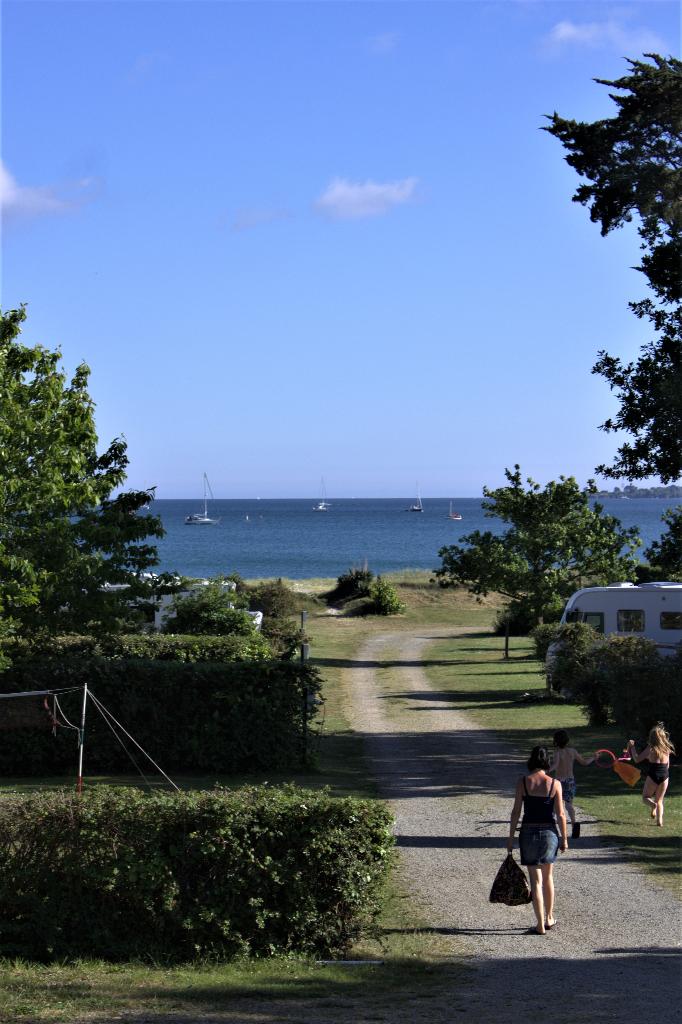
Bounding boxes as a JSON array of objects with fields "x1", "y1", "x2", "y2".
[
  {"x1": 313, "y1": 477, "x2": 331, "y2": 511},
  {"x1": 185, "y1": 473, "x2": 220, "y2": 524},
  {"x1": 447, "y1": 501, "x2": 462, "y2": 521}
]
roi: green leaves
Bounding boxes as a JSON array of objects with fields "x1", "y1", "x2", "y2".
[
  {"x1": 0, "y1": 786, "x2": 392, "y2": 961},
  {"x1": 435, "y1": 466, "x2": 640, "y2": 625},
  {"x1": 0, "y1": 307, "x2": 164, "y2": 635},
  {"x1": 543, "y1": 56, "x2": 682, "y2": 483}
]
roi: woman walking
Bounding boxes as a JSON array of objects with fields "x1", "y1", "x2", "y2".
[
  {"x1": 626, "y1": 723, "x2": 675, "y2": 827},
  {"x1": 507, "y1": 746, "x2": 568, "y2": 934}
]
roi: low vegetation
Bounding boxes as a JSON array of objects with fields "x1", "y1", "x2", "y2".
[{"x1": 0, "y1": 786, "x2": 393, "y2": 961}]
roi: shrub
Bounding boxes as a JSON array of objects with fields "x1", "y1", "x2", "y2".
[
  {"x1": 369, "y1": 577, "x2": 404, "y2": 616},
  {"x1": 548, "y1": 628, "x2": 682, "y2": 739},
  {"x1": 248, "y1": 580, "x2": 303, "y2": 659},
  {"x1": 326, "y1": 567, "x2": 375, "y2": 604},
  {"x1": 0, "y1": 658, "x2": 321, "y2": 774},
  {"x1": 0, "y1": 785, "x2": 394, "y2": 961},
  {"x1": 248, "y1": 578, "x2": 299, "y2": 619},
  {"x1": 595, "y1": 639, "x2": 682, "y2": 741},
  {"x1": 6, "y1": 632, "x2": 272, "y2": 664},
  {"x1": 163, "y1": 585, "x2": 253, "y2": 636},
  {"x1": 530, "y1": 623, "x2": 563, "y2": 662},
  {"x1": 546, "y1": 622, "x2": 605, "y2": 719}
]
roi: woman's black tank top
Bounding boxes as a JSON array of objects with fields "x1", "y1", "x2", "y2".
[{"x1": 521, "y1": 776, "x2": 556, "y2": 826}]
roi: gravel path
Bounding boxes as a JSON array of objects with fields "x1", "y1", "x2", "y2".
[{"x1": 344, "y1": 627, "x2": 682, "y2": 1022}]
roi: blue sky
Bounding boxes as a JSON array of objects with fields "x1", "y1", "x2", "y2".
[{"x1": 2, "y1": 1, "x2": 679, "y2": 498}]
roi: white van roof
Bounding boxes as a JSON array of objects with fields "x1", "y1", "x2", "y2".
[{"x1": 564, "y1": 581, "x2": 682, "y2": 606}]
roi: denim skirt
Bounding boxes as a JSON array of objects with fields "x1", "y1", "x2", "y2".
[{"x1": 519, "y1": 826, "x2": 559, "y2": 865}]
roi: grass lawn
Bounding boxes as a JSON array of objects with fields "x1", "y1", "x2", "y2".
[{"x1": 422, "y1": 633, "x2": 682, "y2": 891}]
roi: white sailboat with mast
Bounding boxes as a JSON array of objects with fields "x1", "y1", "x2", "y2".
[
  {"x1": 185, "y1": 473, "x2": 219, "y2": 524},
  {"x1": 447, "y1": 501, "x2": 462, "y2": 520},
  {"x1": 313, "y1": 477, "x2": 331, "y2": 511}
]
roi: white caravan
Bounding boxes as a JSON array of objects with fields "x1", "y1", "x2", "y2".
[{"x1": 559, "y1": 581, "x2": 682, "y2": 654}]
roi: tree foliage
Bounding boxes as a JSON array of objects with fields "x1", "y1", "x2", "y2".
[
  {"x1": 0, "y1": 306, "x2": 164, "y2": 635},
  {"x1": 435, "y1": 466, "x2": 640, "y2": 625},
  {"x1": 544, "y1": 55, "x2": 682, "y2": 483},
  {"x1": 544, "y1": 54, "x2": 682, "y2": 302},
  {"x1": 592, "y1": 302, "x2": 682, "y2": 483},
  {"x1": 644, "y1": 506, "x2": 682, "y2": 576}
]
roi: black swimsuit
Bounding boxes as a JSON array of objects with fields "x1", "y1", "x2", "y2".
[{"x1": 647, "y1": 762, "x2": 669, "y2": 784}]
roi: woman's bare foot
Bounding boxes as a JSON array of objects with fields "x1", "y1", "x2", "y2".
[
  {"x1": 651, "y1": 805, "x2": 657, "y2": 818},
  {"x1": 545, "y1": 916, "x2": 556, "y2": 929},
  {"x1": 656, "y1": 805, "x2": 664, "y2": 827}
]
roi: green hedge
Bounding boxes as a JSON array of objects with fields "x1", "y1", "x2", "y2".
[
  {"x1": 551, "y1": 633, "x2": 682, "y2": 741},
  {"x1": 0, "y1": 658, "x2": 321, "y2": 775},
  {"x1": 0, "y1": 786, "x2": 394, "y2": 961},
  {"x1": 5, "y1": 631, "x2": 273, "y2": 663}
]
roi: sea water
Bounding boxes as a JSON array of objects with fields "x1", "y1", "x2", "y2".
[{"x1": 149, "y1": 497, "x2": 676, "y2": 580}]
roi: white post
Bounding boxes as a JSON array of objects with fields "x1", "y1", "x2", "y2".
[{"x1": 77, "y1": 682, "x2": 88, "y2": 794}]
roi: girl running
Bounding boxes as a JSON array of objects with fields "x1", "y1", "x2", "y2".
[{"x1": 626, "y1": 722, "x2": 675, "y2": 827}]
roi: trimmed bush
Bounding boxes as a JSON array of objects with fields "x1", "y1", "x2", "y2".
[
  {"x1": 0, "y1": 785, "x2": 394, "y2": 961},
  {"x1": 606, "y1": 644, "x2": 682, "y2": 742},
  {"x1": 0, "y1": 658, "x2": 321, "y2": 774},
  {"x1": 6, "y1": 631, "x2": 272, "y2": 663},
  {"x1": 548, "y1": 629, "x2": 682, "y2": 741}
]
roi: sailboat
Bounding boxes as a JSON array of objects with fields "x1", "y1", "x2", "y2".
[
  {"x1": 447, "y1": 501, "x2": 463, "y2": 521},
  {"x1": 406, "y1": 485, "x2": 423, "y2": 512},
  {"x1": 185, "y1": 473, "x2": 220, "y2": 524},
  {"x1": 313, "y1": 478, "x2": 331, "y2": 511}
]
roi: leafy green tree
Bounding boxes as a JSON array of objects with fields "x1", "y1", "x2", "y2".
[
  {"x1": 644, "y1": 506, "x2": 682, "y2": 576},
  {"x1": 544, "y1": 55, "x2": 681, "y2": 302},
  {"x1": 435, "y1": 467, "x2": 641, "y2": 625},
  {"x1": 544, "y1": 55, "x2": 682, "y2": 482},
  {"x1": 0, "y1": 306, "x2": 164, "y2": 635},
  {"x1": 592, "y1": 301, "x2": 682, "y2": 483}
]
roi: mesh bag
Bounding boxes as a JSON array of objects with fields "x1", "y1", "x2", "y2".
[{"x1": 489, "y1": 853, "x2": 532, "y2": 906}]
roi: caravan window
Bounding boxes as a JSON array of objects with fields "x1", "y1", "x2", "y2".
[
  {"x1": 661, "y1": 612, "x2": 682, "y2": 630},
  {"x1": 617, "y1": 609, "x2": 645, "y2": 632},
  {"x1": 583, "y1": 612, "x2": 604, "y2": 633}
]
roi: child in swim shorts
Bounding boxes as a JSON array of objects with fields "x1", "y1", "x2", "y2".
[{"x1": 551, "y1": 730, "x2": 594, "y2": 839}]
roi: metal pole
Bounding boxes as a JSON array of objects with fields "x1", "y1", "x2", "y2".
[
  {"x1": 301, "y1": 640, "x2": 310, "y2": 765},
  {"x1": 504, "y1": 620, "x2": 510, "y2": 660},
  {"x1": 76, "y1": 681, "x2": 88, "y2": 793}
]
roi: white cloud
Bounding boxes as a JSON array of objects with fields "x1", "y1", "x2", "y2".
[
  {"x1": 1, "y1": 161, "x2": 97, "y2": 221},
  {"x1": 545, "y1": 19, "x2": 665, "y2": 53},
  {"x1": 367, "y1": 31, "x2": 399, "y2": 55},
  {"x1": 0, "y1": 161, "x2": 68, "y2": 218},
  {"x1": 315, "y1": 177, "x2": 418, "y2": 220}
]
